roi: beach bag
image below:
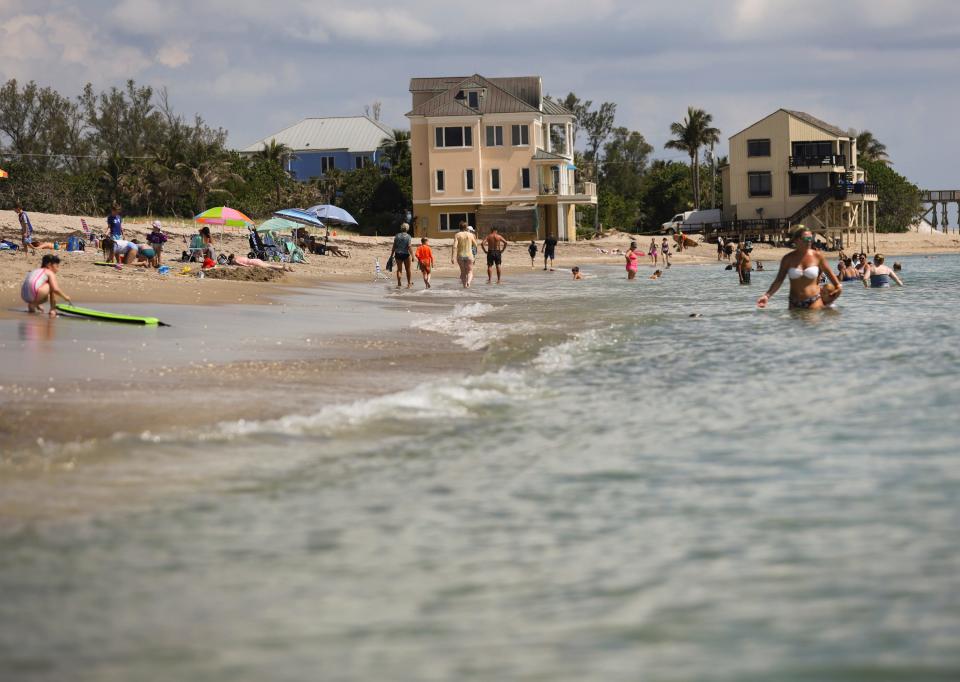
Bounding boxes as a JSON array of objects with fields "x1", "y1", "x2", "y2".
[
  {"x1": 66, "y1": 236, "x2": 80, "y2": 251},
  {"x1": 386, "y1": 255, "x2": 394, "y2": 272}
]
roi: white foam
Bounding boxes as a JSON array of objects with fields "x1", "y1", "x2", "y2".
[
  {"x1": 412, "y1": 302, "x2": 511, "y2": 350},
  {"x1": 533, "y1": 328, "x2": 613, "y2": 374}
]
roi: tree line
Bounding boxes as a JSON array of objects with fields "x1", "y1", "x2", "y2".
[{"x1": 0, "y1": 77, "x2": 919, "y2": 234}]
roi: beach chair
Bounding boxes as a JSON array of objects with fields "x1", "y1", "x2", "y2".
[
  {"x1": 185, "y1": 234, "x2": 206, "y2": 262},
  {"x1": 281, "y1": 238, "x2": 306, "y2": 264},
  {"x1": 260, "y1": 232, "x2": 286, "y2": 262}
]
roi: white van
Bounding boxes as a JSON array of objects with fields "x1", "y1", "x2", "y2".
[
  {"x1": 661, "y1": 208, "x2": 721, "y2": 234},
  {"x1": 661, "y1": 211, "x2": 693, "y2": 234}
]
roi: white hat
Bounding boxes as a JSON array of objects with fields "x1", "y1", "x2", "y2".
[
  {"x1": 151, "y1": 220, "x2": 162, "y2": 229},
  {"x1": 467, "y1": 225, "x2": 476, "y2": 232}
]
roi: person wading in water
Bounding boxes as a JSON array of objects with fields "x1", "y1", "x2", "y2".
[{"x1": 482, "y1": 226, "x2": 509, "y2": 284}]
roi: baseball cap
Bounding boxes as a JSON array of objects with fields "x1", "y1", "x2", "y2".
[{"x1": 467, "y1": 225, "x2": 476, "y2": 232}]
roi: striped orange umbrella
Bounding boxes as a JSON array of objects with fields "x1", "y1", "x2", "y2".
[{"x1": 0, "y1": 168, "x2": 8, "y2": 179}]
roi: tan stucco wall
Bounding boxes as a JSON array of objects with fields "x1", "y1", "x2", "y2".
[{"x1": 727, "y1": 110, "x2": 849, "y2": 221}]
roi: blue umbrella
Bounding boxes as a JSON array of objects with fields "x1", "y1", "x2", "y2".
[
  {"x1": 273, "y1": 208, "x2": 326, "y2": 229},
  {"x1": 305, "y1": 204, "x2": 359, "y2": 226}
]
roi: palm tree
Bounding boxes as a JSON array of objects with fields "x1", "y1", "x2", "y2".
[
  {"x1": 854, "y1": 130, "x2": 890, "y2": 165},
  {"x1": 256, "y1": 138, "x2": 295, "y2": 168},
  {"x1": 378, "y1": 129, "x2": 410, "y2": 169},
  {"x1": 664, "y1": 107, "x2": 721, "y2": 208},
  {"x1": 176, "y1": 158, "x2": 237, "y2": 212}
]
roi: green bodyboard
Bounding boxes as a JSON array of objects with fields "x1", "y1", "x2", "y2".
[{"x1": 56, "y1": 303, "x2": 162, "y2": 326}]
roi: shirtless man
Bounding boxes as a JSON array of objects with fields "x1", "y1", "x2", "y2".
[
  {"x1": 736, "y1": 241, "x2": 752, "y2": 284},
  {"x1": 481, "y1": 226, "x2": 508, "y2": 284}
]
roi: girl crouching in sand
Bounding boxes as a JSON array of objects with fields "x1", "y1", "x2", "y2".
[
  {"x1": 21, "y1": 255, "x2": 72, "y2": 316},
  {"x1": 757, "y1": 226, "x2": 842, "y2": 310}
]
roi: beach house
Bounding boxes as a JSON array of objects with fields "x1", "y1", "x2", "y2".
[
  {"x1": 406, "y1": 74, "x2": 596, "y2": 241},
  {"x1": 242, "y1": 116, "x2": 394, "y2": 181},
  {"x1": 721, "y1": 109, "x2": 878, "y2": 248}
]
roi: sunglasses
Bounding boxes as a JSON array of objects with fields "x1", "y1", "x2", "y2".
[{"x1": 802, "y1": 236, "x2": 813, "y2": 242}]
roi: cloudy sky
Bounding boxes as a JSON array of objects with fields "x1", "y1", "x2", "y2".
[{"x1": 2, "y1": 0, "x2": 958, "y2": 187}]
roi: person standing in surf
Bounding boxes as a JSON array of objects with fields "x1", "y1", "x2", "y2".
[
  {"x1": 648, "y1": 238, "x2": 658, "y2": 266},
  {"x1": 390, "y1": 223, "x2": 413, "y2": 288},
  {"x1": 482, "y1": 226, "x2": 508, "y2": 284},
  {"x1": 862, "y1": 254, "x2": 903, "y2": 288},
  {"x1": 527, "y1": 240, "x2": 538, "y2": 268},
  {"x1": 625, "y1": 241, "x2": 641, "y2": 280},
  {"x1": 415, "y1": 237, "x2": 434, "y2": 289},
  {"x1": 757, "y1": 226, "x2": 842, "y2": 310},
  {"x1": 452, "y1": 221, "x2": 477, "y2": 288},
  {"x1": 661, "y1": 237, "x2": 672, "y2": 268}
]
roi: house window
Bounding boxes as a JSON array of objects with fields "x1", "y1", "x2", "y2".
[
  {"x1": 490, "y1": 168, "x2": 501, "y2": 191},
  {"x1": 320, "y1": 156, "x2": 335, "y2": 173},
  {"x1": 435, "y1": 126, "x2": 472, "y2": 148},
  {"x1": 748, "y1": 171, "x2": 772, "y2": 197},
  {"x1": 435, "y1": 169, "x2": 445, "y2": 192},
  {"x1": 486, "y1": 125, "x2": 504, "y2": 147},
  {"x1": 790, "y1": 172, "x2": 831, "y2": 195},
  {"x1": 465, "y1": 169, "x2": 474, "y2": 192},
  {"x1": 355, "y1": 155, "x2": 367, "y2": 169},
  {"x1": 792, "y1": 141, "x2": 833, "y2": 159},
  {"x1": 468, "y1": 91, "x2": 479, "y2": 108},
  {"x1": 439, "y1": 212, "x2": 477, "y2": 231},
  {"x1": 511, "y1": 124, "x2": 529, "y2": 146},
  {"x1": 521, "y1": 168, "x2": 531, "y2": 190},
  {"x1": 747, "y1": 139, "x2": 770, "y2": 157}
]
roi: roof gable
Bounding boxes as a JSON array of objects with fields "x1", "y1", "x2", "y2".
[
  {"x1": 242, "y1": 116, "x2": 393, "y2": 153},
  {"x1": 730, "y1": 108, "x2": 849, "y2": 140},
  {"x1": 407, "y1": 74, "x2": 562, "y2": 117}
]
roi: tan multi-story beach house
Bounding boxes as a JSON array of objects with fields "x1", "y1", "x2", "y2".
[
  {"x1": 407, "y1": 74, "x2": 596, "y2": 241},
  {"x1": 721, "y1": 109, "x2": 878, "y2": 248}
]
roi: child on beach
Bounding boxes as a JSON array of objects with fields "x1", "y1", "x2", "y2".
[
  {"x1": 649, "y1": 269, "x2": 663, "y2": 280},
  {"x1": 21, "y1": 255, "x2": 72, "y2": 316},
  {"x1": 16, "y1": 204, "x2": 35, "y2": 257},
  {"x1": 415, "y1": 237, "x2": 434, "y2": 289},
  {"x1": 572, "y1": 266, "x2": 582, "y2": 280},
  {"x1": 146, "y1": 221, "x2": 167, "y2": 266},
  {"x1": 528, "y1": 240, "x2": 538, "y2": 267}
]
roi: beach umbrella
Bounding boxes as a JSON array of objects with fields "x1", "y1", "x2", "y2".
[
  {"x1": 194, "y1": 206, "x2": 254, "y2": 227},
  {"x1": 0, "y1": 168, "x2": 8, "y2": 179},
  {"x1": 194, "y1": 206, "x2": 254, "y2": 245},
  {"x1": 255, "y1": 217, "x2": 301, "y2": 234},
  {"x1": 305, "y1": 204, "x2": 358, "y2": 226},
  {"x1": 273, "y1": 208, "x2": 326, "y2": 230}
]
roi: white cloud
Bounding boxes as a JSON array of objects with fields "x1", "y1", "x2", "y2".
[{"x1": 156, "y1": 42, "x2": 191, "y2": 68}]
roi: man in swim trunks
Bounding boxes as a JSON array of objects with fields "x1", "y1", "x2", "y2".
[
  {"x1": 390, "y1": 222, "x2": 413, "y2": 288},
  {"x1": 482, "y1": 226, "x2": 508, "y2": 284},
  {"x1": 21, "y1": 254, "x2": 72, "y2": 316},
  {"x1": 16, "y1": 204, "x2": 35, "y2": 257},
  {"x1": 543, "y1": 234, "x2": 558, "y2": 271},
  {"x1": 736, "y1": 241, "x2": 752, "y2": 284},
  {"x1": 451, "y1": 221, "x2": 477, "y2": 288}
]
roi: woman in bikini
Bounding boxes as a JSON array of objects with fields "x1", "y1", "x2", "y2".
[
  {"x1": 757, "y1": 226, "x2": 842, "y2": 310},
  {"x1": 648, "y1": 238, "x2": 658, "y2": 266},
  {"x1": 625, "y1": 241, "x2": 641, "y2": 280}
]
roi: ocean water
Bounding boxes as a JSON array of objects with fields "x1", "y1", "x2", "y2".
[{"x1": 2, "y1": 256, "x2": 960, "y2": 681}]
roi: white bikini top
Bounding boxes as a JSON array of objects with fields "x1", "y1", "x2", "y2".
[{"x1": 787, "y1": 265, "x2": 819, "y2": 280}]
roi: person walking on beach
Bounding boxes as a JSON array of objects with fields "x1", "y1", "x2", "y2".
[
  {"x1": 757, "y1": 226, "x2": 842, "y2": 310},
  {"x1": 482, "y1": 226, "x2": 508, "y2": 284},
  {"x1": 625, "y1": 241, "x2": 641, "y2": 280},
  {"x1": 390, "y1": 223, "x2": 413, "y2": 288},
  {"x1": 16, "y1": 204, "x2": 34, "y2": 257},
  {"x1": 528, "y1": 240, "x2": 538, "y2": 268},
  {"x1": 648, "y1": 238, "x2": 658, "y2": 266},
  {"x1": 717, "y1": 234, "x2": 725, "y2": 261},
  {"x1": 21, "y1": 254, "x2": 72, "y2": 316},
  {"x1": 452, "y1": 221, "x2": 477, "y2": 288},
  {"x1": 107, "y1": 205, "x2": 123, "y2": 240},
  {"x1": 415, "y1": 237, "x2": 434, "y2": 289},
  {"x1": 661, "y1": 237, "x2": 672, "y2": 268},
  {"x1": 543, "y1": 234, "x2": 558, "y2": 271}
]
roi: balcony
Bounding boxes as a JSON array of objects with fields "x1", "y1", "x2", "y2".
[
  {"x1": 789, "y1": 154, "x2": 846, "y2": 169},
  {"x1": 834, "y1": 181, "x2": 878, "y2": 199},
  {"x1": 538, "y1": 181, "x2": 597, "y2": 202}
]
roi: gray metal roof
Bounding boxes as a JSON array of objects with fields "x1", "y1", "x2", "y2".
[
  {"x1": 541, "y1": 97, "x2": 573, "y2": 115},
  {"x1": 242, "y1": 116, "x2": 394, "y2": 153},
  {"x1": 532, "y1": 149, "x2": 569, "y2": 161},
  {"x1": 783, "y1": 110, "x2": 848, "y2": 137}
]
